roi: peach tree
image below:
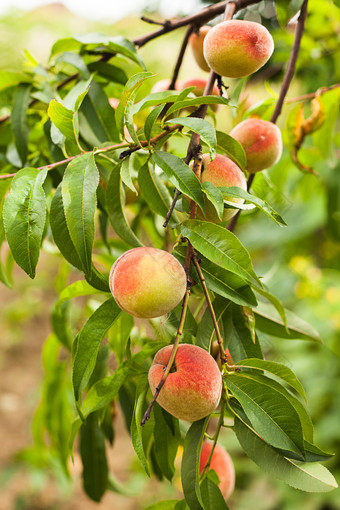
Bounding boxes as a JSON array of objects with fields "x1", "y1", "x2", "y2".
[{"x1": 0, "y1": 0, "x2": 339, "y2": 508}]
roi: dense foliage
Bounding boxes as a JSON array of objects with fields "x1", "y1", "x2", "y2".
[{"x1": 0, "y1": 0, "x2": 339, "y2": 508}]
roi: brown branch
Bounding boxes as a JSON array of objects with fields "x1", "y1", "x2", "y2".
[
  {"x1": 228, "y1": 0, "x2": 309, "y2": 233},
  {"x1": 169, "y1": 24, "x2": 195, "y2": 91},
  {"x1": 192, "y1": 255, "x2": 226, "y2": 364},
  {"x1": 0, "y1": 124, "x2": 181, "y2": 180},
  {"x1": 270, "y1": 0, "x2": 309, "y2": 124},
  {"x1": 133, "y1": 0, "x2": 261, "y2": 48},
  {"x1": 140, "y1": 288, "x2": 191, "y2": 426},
  {"x1": 284, "y1": 83, "x2": 340, "y2": 104}
]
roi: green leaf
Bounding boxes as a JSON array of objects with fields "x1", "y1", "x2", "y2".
[
  {"x1": 133, "y1": 90, "x2": 189, "y2": 113},
  {"x1": 0, "y1": 179, "x2": 13, "y2": 288},
  {"x1": 80, "y1": 413, "x2": 108, "y2": 502},
  {"x1": 11, "y1": 83, "x2": 31, "y2": 166},
  {"x1": 55, "y1": 51, "x2": 90, "y2": 78},
  {"x1": 0, "y1": 71, "x2": 30, "y2": 92},
  {"x1": 220, "y1": 186, "x2": 287, "y2": 226},
  {"x1": 48, "y1": 100, "x2": 80, "y2": 152},
  {"x1": 80, "y1": 363, "x2": 133, "y2": 418},
  {"x1": 174, "y1": 247, "x2": 256, "y2": 307},
  {"x1": 115, "y1": 72, "x2": 153, "y2": 141},
  {"x1": 200, "y1": 475, "x2": 229, "y2": 510},
  {"x1": 225, "y1": 373, "x2": 304, "y2": 457},
  {"x1": 56, "y1": 280, "x2": 103, "y2": 308},
  {"x1": 236, "y1": 358, "x2": 307, "y2": 402},
  {"x1": 153, "y1": 404, "x2": 180, "y2": 482},
  {"x1": 79, "y1": 81, "x2": 120, "y2": 145},
  {"x1": 152, "y1": 151, "x2": 205, "y2": 214},
  {"x1": 253, "y1": 301, "x2": 322, "y2": 342},
  {"x1": 3, "y1": 167, "x2": 47, "y2": 278},
  {"x1": 107, "y1": 37, "x2": 146, "y2": 70},
  {"x1": 235, "y1": 418, "x2": 337, "y2": 492},
  {"x1": 138, "y1": 161, "x2": 179, "y2": 226},
  {"x1": 62, "y1": 152, "x2": 99, "y2": 276},
  {"x1": 231, "y1": 304, "x2": 263, "y2": 360},
  {"x1": 50, "y1": 184, "x2": 83, "y2": 270},
  {"x1": 165, "y1": 95, "x2": 230, "y2": 117},
  {"x1": 181, "y1": 220, "x2": 261, "y2": 286},
  {"x1": 202, "y1": 182, "x2": 224, "y2": 221},
  {"x1": 216, "y1": 130, "x2": 246, "y2": 170},
  {"x1": 165, "y1": 117, "x2": 216, "y2": 158},
  {"x1": 144, "y1": 104, "x2": 164, "y2": 143},
  {"x1": 131, "y1": 375, "x2": 151, "y2": 476},
  {"x1": 73, "y1": 298, "x2": 121, "y2": 401},
  {"x1": 196, "y1": 296, "x2": 231, "y2": 352},
  {"x1": 106, "y1": 164, "x2": 143, "y2": 247},
  {"x1": 181, "y1": 418, "x2": 209, "y2": 510},
  {"x1": 121, "y1": 157, "x2": 137, "y2": 193}
]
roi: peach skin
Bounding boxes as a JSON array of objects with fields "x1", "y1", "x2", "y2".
[
  {"x1": 230, "y1": 118, "x2": 282, "y2": 173},
  {"x1": 189, "y1": 26, "x2": 211, "y2": 72},
  {"x1": 109, "y1": 247, "x2": 187, "y2": 319},
  {"x1": 203, "y1": 20, "x2": 274, "y2": 78},
  {"x1": 199, "y1": 442, "x2": 235, "y2": 500},
  {"x1": 181, "y1": 78, "x2": 221, "y2": 112},
  {"x1": 148, "y1": 344, "x2": 222, "y2": 421}
]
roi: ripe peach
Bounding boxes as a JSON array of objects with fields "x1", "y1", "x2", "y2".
[
  {"x1": 148, "y1": 344, "x2": 222, "y2": 421},
  {"x1": 229, "y1": 118, "x2": 282, "y2": 173},
  {"x1": 109, "y1": 247, "x2": 187, "y2": 319},
  {"x1": 203, "y1": 20, "x2": 274, "y2": 78},
  {"x1": 189, "y1": 26, "x2": 211, "y2": 72},
  {"x1": 181, "y1": 78, "x2": 220, "y2": 112},
  {"x1": 190, "y1": 153, "x2": 247, "y2": 222},
  {"x1": 199, "y1": 442, "x2": 235, "y2": 500}
]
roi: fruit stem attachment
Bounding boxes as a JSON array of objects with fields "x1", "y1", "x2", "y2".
[
  {"x1": 140, "y1": 288, "x2": 191, "y2": 426},
  {"x1": 192, "y1": 254, "x2": 227, "y2": 364}
]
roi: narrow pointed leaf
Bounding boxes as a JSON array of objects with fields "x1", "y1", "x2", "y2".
[
  {"x1": 196, "y1": 296, "x2": 231, "y2": 352},
  {"x1": 166, "y1": 117, "x2": 216, "y2": 157},
  {"x1": 181, "y1": 418, "x2": 209, "y2": 510},
  {"x1": 73, "y1": 297, "x2": 121, "y2": 401},
  {"x1": 254, "y1": 301, "x2": 322, "y2": 342},
  {"x1": 106, "y1": 164, "x2": 143, "y2": 247},
  {"x1": 138, "y1": 161, "x2": 179, "y2": 226},
  {"x1": 216, "y1": 130, "x2": 246, "y2": 170},
  {"x1": 144, "y1": 104, "x2": 164, "y2": 142},
  {"x1": 80, "y1": 413, "x2": 108, "y2": 502},
  {"x1": 235, "y1": 418, "x2": 337, "y2": 493},
  {"x1": 225, "y1": 373, "x2": 305, "y2": 456},
  {"x1": 62, "y1": 152, "x2": 99, "y2": 276},
  {"x1": 11, "y1": 83, "x2": 31, "y2": 165},
  {"x1": 3, "y1": 167, "x2": 47, "y2": 278},
  {"x1": 181, "y1": 220, "x2": 261, "y2": 286},
  {"x1": 153, "y1": 151, "x2": 205, "y2": 213},
  {"x1": 131, "y1": 375, "x2": 151, "y2": 476},
  {"x1": 236, "y1": 358, "x2": 307, "y2": 402}
]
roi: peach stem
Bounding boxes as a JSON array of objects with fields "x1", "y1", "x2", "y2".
[{"x1": 140, "y1": 287, "x2": 191, "y2": 426}]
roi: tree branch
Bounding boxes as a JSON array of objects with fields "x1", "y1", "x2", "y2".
[
  {"x1": 228, "y1": 0, "x2": 309, "y2": 232},
  {"x1": 140, "y1": 288, "x2": 191, "y2": 426}
]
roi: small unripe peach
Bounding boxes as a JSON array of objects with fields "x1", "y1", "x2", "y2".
[
  {"x1": 148, "y1": 344, "x2": 222, "y2": 422},
  {"x1": 229, "y1": 118, "x2": 282, "y2": 173},
  {"x1": 203, "y1": 20, "x2": 274, "y2": 78},
  {"x1": 190, "y1": 153, "x2": 247, "y2": 222},
  {"x1": 181, "y1": 78, "x2": 220, "y2": 112},
  {"x1": 189, "y1": 26, "x2": 211, "y2": 72},
  {"x1": 199, "y1": 442, "x2": 235, "y2": 500},
  {"x1": 109, "y1": 247, "x2": 187, "y2": 319}
]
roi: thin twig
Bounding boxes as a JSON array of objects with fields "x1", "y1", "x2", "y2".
[
  {"x1": 284, "y1": 82, "x2": 340, "y2": 103},
  {"x1": 270, "y1": 0, "x2": 309, "y2": 124},
  {"x1": 192, "y1": 255, "x2": 227, "y2": 364},
  {"x1": 140, "y1": 288, "x2": 191, "y2": 426},
  {"x1": 134, "y1": 0, "x2": 260, "y2": 48},
  {"x1": 140, "y1": 16, "x2": 170, "y2": 27}
]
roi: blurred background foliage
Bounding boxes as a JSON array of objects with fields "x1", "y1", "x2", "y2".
[{"x1": 0, "y1": 0, "x2": 339, "y2": 509}]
